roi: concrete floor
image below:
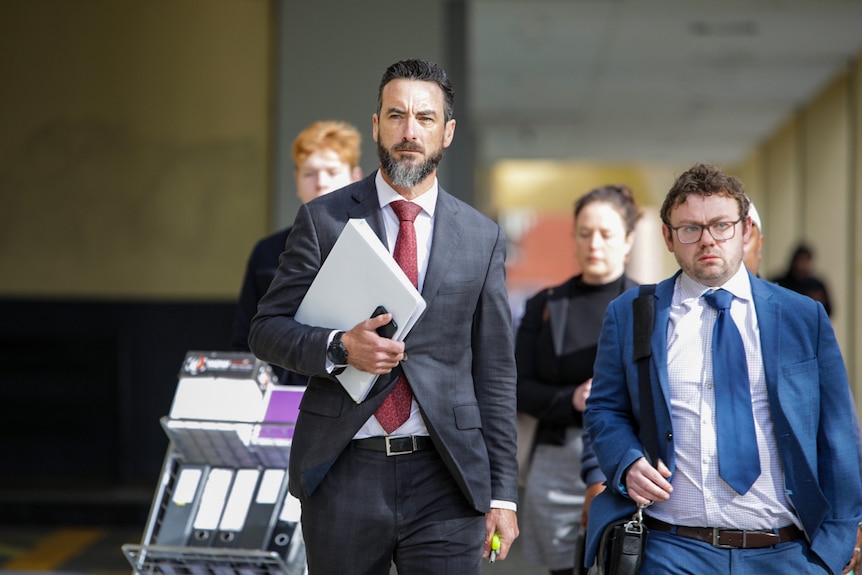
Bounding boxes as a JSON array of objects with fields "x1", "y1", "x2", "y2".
[{"x1": 0, "y1": 523, "x2": 546, "y2": 575}]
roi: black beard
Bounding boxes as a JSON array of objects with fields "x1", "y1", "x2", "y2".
[{"x1": 378, "y1": 142, "x2": 443, "y2": 188}]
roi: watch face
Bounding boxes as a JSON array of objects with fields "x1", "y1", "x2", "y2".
[{"x1": 328, "y1": 334, "x2": 348, "y2": 365}]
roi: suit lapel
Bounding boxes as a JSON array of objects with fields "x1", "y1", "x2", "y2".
[
  {"x1": 751, "y1": 276, "x2": 780, "y2": 408},
  {"x1": 347, "y1": 171, "x2": 387, "y2": 247},
  {"x1": 751, "y1": 278, "x2": 781, "y2": 391},
  {"x1": 652, "y1": 272, "x2": 677, "y2": 405},
  {"x1": 650, "y1": 273, "x2": 678, "y2": 466},
  {"x1": 420, "y1": 188, "x2": 462, "y2": 312}
]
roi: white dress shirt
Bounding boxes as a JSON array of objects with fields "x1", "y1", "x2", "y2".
[
  {"x1": 353, "y1": 171, "x2": 437, "y2": 439},
  {"x1": 648, "y1": 265, "x2": 800, "y2": 530}
]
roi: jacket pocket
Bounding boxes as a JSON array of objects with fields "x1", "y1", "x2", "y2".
[
  {"x1": 454, "y1": 403, "x2": 482, "y2": 429},
  {"x1": 299, "y1": 384, "x2": 344, "y2": 418}
]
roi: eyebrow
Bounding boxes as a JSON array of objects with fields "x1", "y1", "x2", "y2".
[
  {"x1": 385, "y1": 106, "x2": 438, "y2": 118},
  {"x1": 675, "y1": 215, "x2": 737, "y2": 225}
]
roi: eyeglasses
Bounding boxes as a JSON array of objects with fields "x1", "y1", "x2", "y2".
[{"x1": 668, "y1": 218, "x2": 743, "y2": 244}]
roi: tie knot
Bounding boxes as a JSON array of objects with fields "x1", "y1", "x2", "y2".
[
  {"x1": 391, "y1": 200, "x2": 423, "y2": 223},
  {"x1": 704, "y1": 288, "x2": 733, "y2": 311}
]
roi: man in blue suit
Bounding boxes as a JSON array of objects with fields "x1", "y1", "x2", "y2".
[
  {"x1": 584, "y1": 163, "x2": 862, "y2": 574},
  {"x1": 249, "y1": 59, "x2": 519, "y2": 574}
]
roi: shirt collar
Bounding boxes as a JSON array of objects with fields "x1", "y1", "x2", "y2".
[
  {"x1": 679, "y1": 264, "x2": 752, "y2": 303},
  {"x1": 375, "y1": 169, "x2": 438, "y2": 217}
]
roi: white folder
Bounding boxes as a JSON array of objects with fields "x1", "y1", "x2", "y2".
[{"x1": 295, "y1": 218, "x2": 426, "y2": 403}]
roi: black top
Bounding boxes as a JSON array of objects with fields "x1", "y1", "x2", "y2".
[
  {"x1": 516, "y1": 274, "x2": 634, "y2": 446},
  {"x1": 232, "y1": 226, "x2": 307, "y2": 386}
]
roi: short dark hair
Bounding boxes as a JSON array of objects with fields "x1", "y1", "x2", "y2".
[
  {"x1": 660, "y1": 163, "x2": 748, "y2": 225},
  {"x1": 574, "y1": 184, "x2": 641, "y2": 235},
  {"x1": 377, "y1": 59, "x2": 455, "y2": 122}
]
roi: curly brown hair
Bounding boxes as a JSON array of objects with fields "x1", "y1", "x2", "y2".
[{"x1": 660, "y1": 163, "x2": 749, "y2": 226}]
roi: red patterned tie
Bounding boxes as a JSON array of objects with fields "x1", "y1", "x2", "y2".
[{"x1": 374, "y1": 200, "x2": 422, "y2": 433}]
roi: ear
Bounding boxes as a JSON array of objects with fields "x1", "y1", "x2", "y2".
[
  {"x1": 623, "y1": 231, "x2": 636, "y2": 257},
  {"x1": 742, "y1": 216, "x2": 753, "y2": 243},
  {"x1": 443, "y1": 119, "x2": 456, "y2": 148},
  {"x1": 372, "y1": 113, "x2": 379, "y2": 143}
]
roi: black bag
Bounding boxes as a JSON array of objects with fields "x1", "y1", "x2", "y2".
[
  {"x1": 594, "y1": 506, "x2": 648, "y2": 575},
  {"x1": 589, "y1": 285, "x2": 657, "y2": 575}
]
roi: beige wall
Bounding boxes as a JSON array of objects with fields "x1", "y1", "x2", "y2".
[
  {"x1": 761, "y1": 117, "x2": 803, "y2": 279},
  {"x1": 739, "y1": 54, "x2": 861, "y2": 405},
  {"x1": 855, "y1": 55, "x2": 862, "y2": 410},
  {"x1": 0, "y1": 0, "x2": 272, "y2": 299}
]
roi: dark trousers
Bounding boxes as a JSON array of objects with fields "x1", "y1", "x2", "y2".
[{"x1": 300, "y1": 442, "x2": 485, "y2": 574}]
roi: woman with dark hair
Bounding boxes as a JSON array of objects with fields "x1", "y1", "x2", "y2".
[{"x1": 516, "y1": 185, "x2": 641, "y2": 575}]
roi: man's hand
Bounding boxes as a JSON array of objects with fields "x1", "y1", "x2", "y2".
[
  {"x1": 625, "y1": 457, "x2": 673, "y2": 505},
  {"x1": 341, "y1": 313, "x2": 405, "y2": 373},
  {"x1": 842, "y1": 524, "x2": 862, "y2": 574},
  {"x1": 483, "y1": 508, "x2": 519, "y2": 562}
]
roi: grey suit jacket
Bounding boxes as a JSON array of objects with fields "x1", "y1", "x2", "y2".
[
  {"x1": 249, "y1": 172, "x2": 519, "y2": 513},
  {"x1": 584, "y1": 271, "x2": 862, "y2": 574}
]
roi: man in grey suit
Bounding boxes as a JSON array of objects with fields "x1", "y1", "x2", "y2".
[
  {"x1": 583, "y1": 163, "x2": 862, "y2": 574},
  {"x1": 249, "y1": 59, "x2": 519, "y2": 574}
]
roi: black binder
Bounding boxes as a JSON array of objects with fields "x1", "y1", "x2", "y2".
[
  {"x1": 265, "y1": 490, "x2": 302, "y2": 559},
  {"x1": 187, "y1": 468, "x2": 235, "y2": 547},
  {"x1": 155, "y1": 463, "x2": 208, "y2": 546},
  {"x1": 213, "y1": 468, "x2": 261, "y2": 547},
  {"x1": 236, "y1": 468, "x2": 288, "y2": 549}
]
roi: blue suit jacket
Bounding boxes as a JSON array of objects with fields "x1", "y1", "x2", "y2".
[
  {"x1": 584, "y1": 270, "x2": 862, "y2": 574},
  {"x1": 248, "y1": 172, "x2": 519, "y2": 513}
]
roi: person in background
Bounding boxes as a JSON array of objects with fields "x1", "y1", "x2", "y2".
[
  {"x1": 742, "y1": 198, "x2": 764, "y2": 276},
  {"x1": 583, "y1": 163, "x2": 862, "y2": 574},
  {"x1": 773, "y1": 242, "x2": 832, "y2": 316},
  {"x1": 231, "y1": 120, "x2": 362, "y2": 383},
  {"x1": 248, "y1": 59, "x2": 519, "y2": 574},
  {"x1": 516, "y1": 185, "x2": 640, "y2": 575}
]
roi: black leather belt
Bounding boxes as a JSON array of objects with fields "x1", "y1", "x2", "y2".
[
  {"x1": 352, "y1": 435, "x2": 434, "y2": 456},
  {"x1": 645, "y1": 517, "x2": 804, "y2": 549}
]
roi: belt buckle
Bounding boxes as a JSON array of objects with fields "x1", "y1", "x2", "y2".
[
  {"x1": 711, "y1": 528, "x2": 735, "y2": 549},
  {"x1": 385, "y1": 435, "x2": 415, "y2": 456}
]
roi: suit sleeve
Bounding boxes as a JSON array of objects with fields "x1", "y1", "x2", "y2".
[
  {"x1": 584, "y1": 294, "x2": 645, "y2": 496},
  {"x1": 808, "y1": 302, "x2": 862, "y2": 572},
  {"x1": 473, "y1": 225, "x2": 520, "y2": 505},
  {"x1": 248, "y1": 204, "x2": 333, "y2": 376}
]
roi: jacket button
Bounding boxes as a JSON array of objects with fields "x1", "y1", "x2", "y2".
[{"x1": 665, "y1": 432, "x2": 673, "y2": 440}]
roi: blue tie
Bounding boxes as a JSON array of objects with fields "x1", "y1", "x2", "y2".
[{"x1": 703, "y1": 289, "x2": 761, "y2": 495}]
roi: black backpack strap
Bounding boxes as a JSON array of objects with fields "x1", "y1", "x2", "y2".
[{"x1": 633, "y1": 284, "x2": 658, "y2": 465}]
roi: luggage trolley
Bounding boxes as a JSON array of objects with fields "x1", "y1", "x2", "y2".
[{"x1": 122, "y1": 351, "x2": 307, "y2": 575}]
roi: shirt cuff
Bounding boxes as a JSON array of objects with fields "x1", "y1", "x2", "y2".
[{"x1": 490, "y1": 499, "x2": 517, "y2": 512}]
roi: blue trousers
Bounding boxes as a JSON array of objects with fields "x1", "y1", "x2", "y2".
[{"x1": 640, "y1": 529, "x2": 827, "y2": 574}]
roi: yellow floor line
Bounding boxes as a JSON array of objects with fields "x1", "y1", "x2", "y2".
[{"x1": 3, "y1": 527, "x2": 104, "y2": 570}]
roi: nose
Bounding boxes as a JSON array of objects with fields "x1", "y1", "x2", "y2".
[
  {"x1": 700, "y1": 226, "x2": 718, "y2": 245},
  {"x1": 403, "y1": 116, "x2": 419, "y2": 140},
  {"x1": 315, "y1": 171, "x2": 330, "y2": 189}
]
